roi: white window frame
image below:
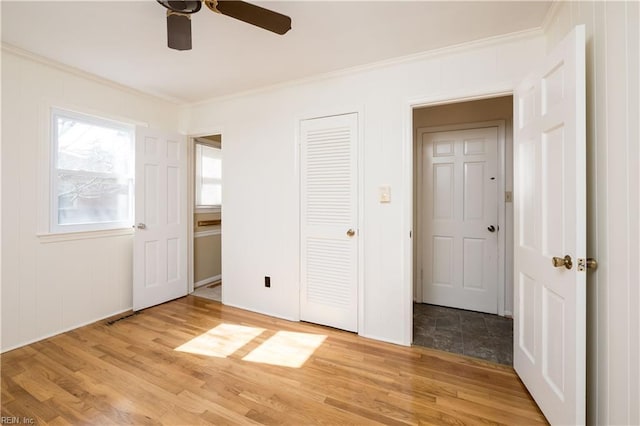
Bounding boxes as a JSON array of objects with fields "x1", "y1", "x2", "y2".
[
  {"x1": 50, "y1": 108, "x2": 135, "y2": 234},
  {"x1": 194, "y1": 142, "x2": 222, "y2": 212}
]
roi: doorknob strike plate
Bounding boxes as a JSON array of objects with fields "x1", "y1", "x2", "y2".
[{"x1": 577, "y1": 258, "x2": 598, "y2": 271}]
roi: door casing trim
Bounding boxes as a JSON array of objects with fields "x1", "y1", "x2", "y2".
[
  {"x1": 186, "y1": 129, "x2": 224, "y2": 295},
  {"x1": 402, "y1": 88, "x2": 514, "y2": 346}
]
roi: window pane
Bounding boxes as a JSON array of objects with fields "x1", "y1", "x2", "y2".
[
  {"x1": 201, "y1": 145, "x2": 221, "y2": 179},
  {"x1": 200, "y1": 183, "x2": 221, "y2": 206},
  {"x1": 196, "y1": 143, "x2": 222, "y2": 207},
  {"x1": 52, "y1": 110, "x2": 134, "y2": 232},
  {"x1": 56, "y1": 116, "x2": 132, "y2": 175},
  {"x1": 57, "y1": 172, "x2": 132, "y2": 225}
]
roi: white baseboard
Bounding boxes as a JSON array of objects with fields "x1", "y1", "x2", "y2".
[
  {"x1": 194, "y1": 275, "x2": 222, "y2": 288},
  {"x1": 1, "y1": 307, "x2": 132, "y2": 353}
]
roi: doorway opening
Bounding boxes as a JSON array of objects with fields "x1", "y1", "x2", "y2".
[
  {"x1": 190, "y1": 134, "x2": 222, "y2": 303},
  {"x1": 411, "y1": 96, "x2": 514, "y2": 364}
]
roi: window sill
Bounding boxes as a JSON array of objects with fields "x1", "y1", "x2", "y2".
[
  {"x1": 37, "y1": 227, "x2": 134, "y2": 244},
  {"x1": 194, "y1": 228, "x2": 221, "y2": 238},
  {"x1": 195, "y1": 206, "x2": 221, "y2": 214}
]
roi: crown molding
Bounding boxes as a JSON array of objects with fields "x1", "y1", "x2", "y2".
[
  {"x1": 187, "y1": 26, "x2": 544, "y2": 108},
  {"x1": 3, "y1": 23, "x2": 546, "y2": 110},
  {"x1": 541, "y1": 0, "x2": 565, "y2": 33},
  {"x1": 1, "y1": 42, "x2": 184, "y2": 106}
]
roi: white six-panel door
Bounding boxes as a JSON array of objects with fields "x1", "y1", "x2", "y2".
[
  {"x1": 300, "y1": 113, "x2": 358, "y2": 332},
  {"x1": 420, "y1": 127, "x2": 499, "y2": 314},
  {"x1": 133, "y1": 128, "x2": 188, "y2": 311},
  {"x1": 513, "y1": 25, "x2": 586, "y2": 425}
]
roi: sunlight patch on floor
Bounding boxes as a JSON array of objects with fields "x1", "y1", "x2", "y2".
[
  {"x1": 242, "y1": 331, "x2": 327, "y2": 368},
  {"x1": 175, "y1": 323, "x2": 264, "y2": 358},
  {"x1": 174, "y1": 324, "x2": 327, "y2": 368}
]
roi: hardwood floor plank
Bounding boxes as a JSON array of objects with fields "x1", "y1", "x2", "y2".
[
  {"x1": 434, "y1": 395, "x2": 546, "y2": 425},
  {"x1": 456, "y1": 390, "x2": 547, "y2": 422},
  {"x1": 43, "y1": 416, "x2": 73, "y2": 426},
  {"x1": 1, "y1": 296, "x2": 547, "y2": 425},
  {"x1": 324, "y1": 397, "x2": 405, "y2": 425},
  {"x1": 2, "y1": 377, "x2": 60, "y2": 423},
  {"x1": 69, "y1": 371, "x2": 163, "y2": 425}
]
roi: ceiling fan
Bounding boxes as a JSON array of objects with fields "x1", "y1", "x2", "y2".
[{"x1": 157, "y1": 0, "x2": 292, "y2": 51}]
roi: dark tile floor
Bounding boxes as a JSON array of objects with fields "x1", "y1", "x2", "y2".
[{"x1": 413, "y1": 303, "x2": 513, "y2": 365}]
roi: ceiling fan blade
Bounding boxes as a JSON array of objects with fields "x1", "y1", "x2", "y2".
[
  {"x1": 166, "y1": 11, "x2": 193, "y2": 51},
  {"x1": 206, "y1": 1, "x2": 291, "y2": 35}
]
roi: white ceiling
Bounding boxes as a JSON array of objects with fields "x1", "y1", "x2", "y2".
[{"x1": 1, "y1": 1, "x2": 552, "y2": 104}]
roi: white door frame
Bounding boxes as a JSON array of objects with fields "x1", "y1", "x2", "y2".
[
  {"x1": 401, "y1": 89, "x2": 513, "y2": 345},
  {"x1": 416, "y1": 120, "x2": 507, "y2": 315},
  {"x1": 186, "y1": 129, "x2": 224, "y2": 294}
]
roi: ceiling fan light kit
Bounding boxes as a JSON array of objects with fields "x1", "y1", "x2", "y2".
[{"x1": 157, "y1": 0, "x2": 292, "y2": 51}]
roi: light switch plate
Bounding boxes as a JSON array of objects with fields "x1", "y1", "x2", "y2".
[{"x1": 379, "y1": 185, "x2": 391, "y2": 203}]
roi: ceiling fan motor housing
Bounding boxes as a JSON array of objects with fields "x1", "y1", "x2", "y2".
[{"x1": 157, "y1": 1, "x2": 202, "y2": 14}]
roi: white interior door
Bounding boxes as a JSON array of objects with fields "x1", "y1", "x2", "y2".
[
  {"x1": 513, "y1": 25, "x2": 586, "y2": 425},
  {"x1": 300, "y1": 113, "x2": 358, "y2": 332},
  {"x1": 133, "y1": 128, "x2": 188, "y2": 311},
  {"x1": 420, "y1": 127, "x2": 499, "y2": 314}
]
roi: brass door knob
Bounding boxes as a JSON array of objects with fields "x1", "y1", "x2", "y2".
[
  {"x1": 552, "y1": 255, "x2": 573, "y2": 270},
  {"x1": 346, "y1": 229, "x2": 356, "y2": 237}
]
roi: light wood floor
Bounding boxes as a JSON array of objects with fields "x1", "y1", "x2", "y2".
[{"x1": 1, "y1": 296, "x2": 547, "y2": 425}]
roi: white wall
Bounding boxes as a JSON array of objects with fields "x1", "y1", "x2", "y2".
[
  {"x1": 1, "y1": 48, "x2": 181, "y2": 352},
  {"x1": 545, "y1": 2, "x2": 640, "y2": 425},
  {"x1": 185, "y1": 33, "x2": 545, "y2": 344}
]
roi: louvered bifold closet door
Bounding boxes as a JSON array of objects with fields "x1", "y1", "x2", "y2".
[{"x1": 300, "y1": 113, "x2": 358, "y2": 332}]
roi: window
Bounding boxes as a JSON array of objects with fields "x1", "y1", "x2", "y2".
[
  {"x1": 51, "y1": 109, "x2": 134, "y2": 233},
  {"x1": 195, "y1": 143, "x2": 222, "y2": 208}
]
